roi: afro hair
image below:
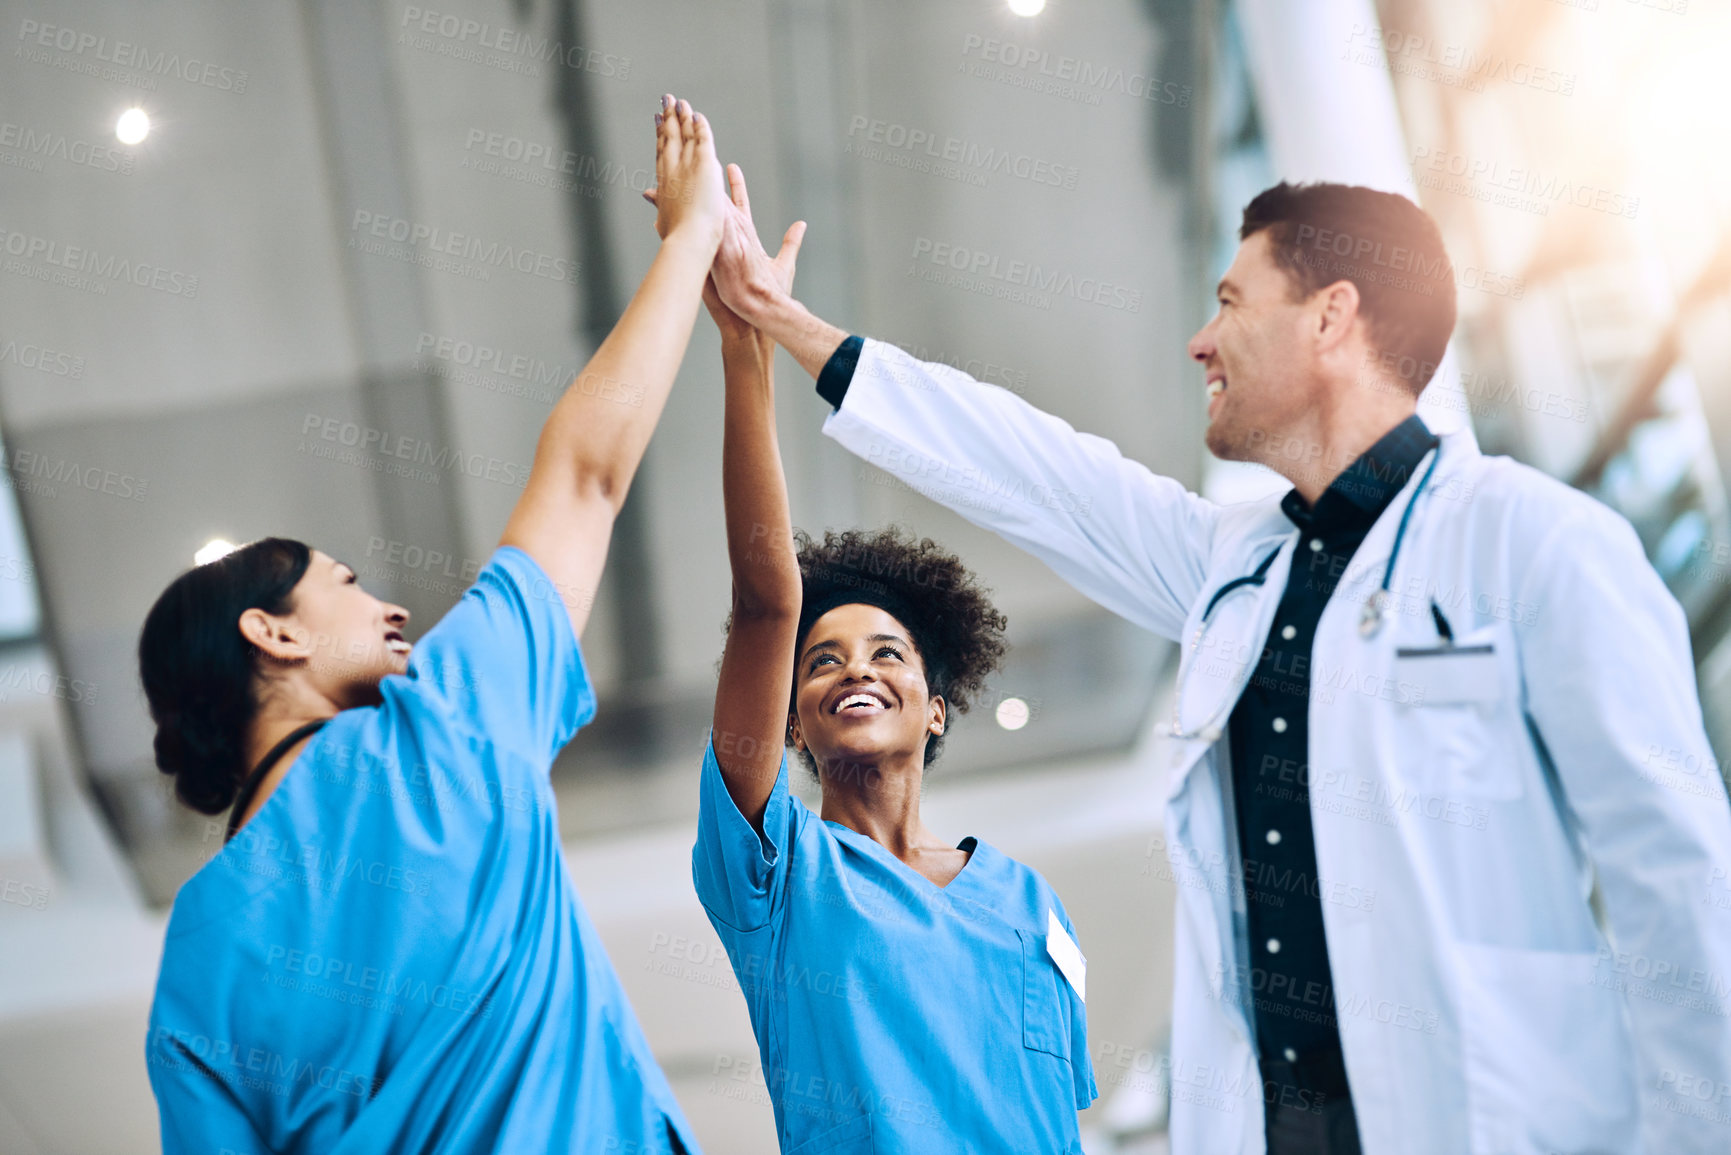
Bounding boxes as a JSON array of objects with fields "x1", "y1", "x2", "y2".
[{"x1": 790, "y1": 526, "x2": 1008, "y2": 768}]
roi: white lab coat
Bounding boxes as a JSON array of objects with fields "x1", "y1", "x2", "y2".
[{"x1": 821, "y1": 338, "x2": 1731, "y2": 1154}]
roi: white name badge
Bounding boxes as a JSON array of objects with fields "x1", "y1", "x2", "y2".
[
  {"x1": 1046, "y1": 909, "x2": 1087, "y2": 1003},
  {"x1": 1394, "y1": 634, "x2": 1501, "y2": 706}
]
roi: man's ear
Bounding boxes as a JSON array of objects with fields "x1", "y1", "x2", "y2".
[{"x1": 1314, "y1": 279, "x2": 1361, "y2": 351}]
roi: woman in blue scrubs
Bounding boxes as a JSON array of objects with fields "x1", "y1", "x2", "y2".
[
  {"x1": 687, "y1": 169, "x2": 1097, "y2": 1153},
  {"x1": 137, "y1": 96, "x2": 729, "y2": 1155}
]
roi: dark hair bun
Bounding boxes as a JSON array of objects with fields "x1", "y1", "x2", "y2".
[{"x1": 138, "y1": 538, "x2": 311, "y2": 816}]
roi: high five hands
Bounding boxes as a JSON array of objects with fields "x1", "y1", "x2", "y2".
[{"x1": 643, "y1": 94, "x2": 806, "y2": 342}]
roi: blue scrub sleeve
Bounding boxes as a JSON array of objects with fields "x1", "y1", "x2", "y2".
[
  {"x1": 397, "y1": 546, "x2": 595, "y2": 764},
  {"x1": 691, "y1": 735, "x2": 800, "y2": 933},
  {"x1": 146, "y1": 1029, "x2": 272, "y2": 1154}
]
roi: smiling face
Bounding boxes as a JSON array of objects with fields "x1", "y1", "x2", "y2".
[
  {"x1": 242, "y1": 550, "x2": 411, "y2": 708},
  {"x1": 1188, "y1": 229, "x2": 1329, "y2": 464},
  {"x1": 789, "y1": 603, "x2": 945, "y2": 783}
]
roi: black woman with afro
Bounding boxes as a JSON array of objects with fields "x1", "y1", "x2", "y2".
[{"x1": 686, "y1": 209, "x2": 1097, "y2": 1154}]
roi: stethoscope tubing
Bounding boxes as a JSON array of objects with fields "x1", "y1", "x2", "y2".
[{"x1": 1167, "y1": 444, "x2": 1444, "y2": 742}]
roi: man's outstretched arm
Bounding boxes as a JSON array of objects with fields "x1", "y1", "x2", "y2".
[{"x1": 695, "y1": 164, "x2": 1222, "y2": 642}]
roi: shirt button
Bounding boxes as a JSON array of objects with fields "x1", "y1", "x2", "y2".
[
  {"x1": 1267, "y1": 938, "x2": 1282, "y2": 953},
  {"x1": 1309, "y1": 538, "x2": 1324, "y2": 552},
  {"x1": 1284, "y1": 1047, "x2": 1299, "y2": 1062},
  {"x1": 1281, "y1": 625, "x2": 1296, "y2": 641},
  {"x1": 1266, "y1": 829, "x2": 1282, "y2": 845},
  {"x1": 1272, "y1": 717, "x2": 1288, "y2": 733}
]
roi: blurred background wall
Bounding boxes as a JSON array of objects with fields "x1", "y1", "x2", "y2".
[{"x1": 0, "y1": 0, "x2": 1725, "y2": 1151}]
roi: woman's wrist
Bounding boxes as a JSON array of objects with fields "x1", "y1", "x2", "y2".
[{"x1": 661, "y1": 220, "x2": 723, "y2": 265}]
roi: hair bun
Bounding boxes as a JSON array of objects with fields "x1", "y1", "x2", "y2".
[{"x1": 153, "y1": 714, "x2": 242, "y2": 816}]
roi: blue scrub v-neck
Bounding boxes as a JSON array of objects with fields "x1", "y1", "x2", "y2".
[{"x1": 693, "y1": 741, "x2": 1095, "y2": 1154}]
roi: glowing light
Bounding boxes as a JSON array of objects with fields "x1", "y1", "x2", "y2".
[
  {"x1": 116, "y1": 108, "x2": 150, "y2": 144},
  {"x1": 995, "y1": 697, "x2": 1031, "y2": 730},
  {"x1": 195, "y1": 538, "x2": 237, "y2": 566},
  {"x1": 1007, "y1": 0, "x2": 1046, "y2": 15}
]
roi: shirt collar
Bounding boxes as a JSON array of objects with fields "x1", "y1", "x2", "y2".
[{"x1": 1279, "y1": 414, "x2": 1438, "y2": 535}]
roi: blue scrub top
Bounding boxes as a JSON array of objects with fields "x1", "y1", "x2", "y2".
[
  {"x1": 146, "y1": 546, "x2": 699, "y2": 1155},
  {"x1": 691, "y1": 740, "x2": 1096, "y2": 1154}
]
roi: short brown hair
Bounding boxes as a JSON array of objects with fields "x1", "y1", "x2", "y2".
[{"x1": 1240, "y1": 181, "x2": 1456, "y2": 393}]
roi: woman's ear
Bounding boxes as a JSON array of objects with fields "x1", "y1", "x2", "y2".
[
  {"x1": 787, "y1": 711, "x2": 806, "y2": 753},
  {"x1": 928, "y1": 695, "x2": 946, "y2": 737},
  {"x1": 238, "y1": 608, "x2": 310, "y2": 663}
]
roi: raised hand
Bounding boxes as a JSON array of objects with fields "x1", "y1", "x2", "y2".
[
  {"x1": 710, "y1": 163, "x2": 801, "y2": 326},
  {"x1": 701, "y1": 166, "x2": 806, "y2": 346},
  {"x1": 652, "y1": 94, "x2": 727, "y2": 256}
]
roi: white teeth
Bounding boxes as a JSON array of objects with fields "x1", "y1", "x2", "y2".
[
  {"x1": 387, "y1": 640, "x2": 411, "y2": 655},
  {"x1": 835, "y1": 693, "x2": 885, "y2": 713},
  {"x1": 1206, "y1": 380, "x2": 1225, "y2": 399}
]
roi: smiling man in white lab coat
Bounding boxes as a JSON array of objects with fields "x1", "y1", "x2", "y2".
[{"x1": 698, "y1": 168, "x2": 1731, "y2": 1154}]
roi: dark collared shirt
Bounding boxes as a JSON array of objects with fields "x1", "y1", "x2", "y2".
[{"x1": 1227, "y1": 414, "x2": 1437, "y2": 1076}]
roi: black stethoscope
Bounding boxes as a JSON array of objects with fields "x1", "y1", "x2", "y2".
[{"x1": 1166, "y1": 446, "x2": 1442, "y2": 742}]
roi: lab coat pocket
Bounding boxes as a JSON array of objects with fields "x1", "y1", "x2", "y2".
[
  {"x1": 1393, "y1": 626, "x2": 1523, "y2": 801},
  {"x1": 784, "y1": 1112, "x2": 875, "y2": 1155},
  {"x1": 1455, "y1": 943, "x2": 1637, "y2": 1153},
  {"x1": 1018, "y1": 929, "x2": 1073, "y2": 1060}
]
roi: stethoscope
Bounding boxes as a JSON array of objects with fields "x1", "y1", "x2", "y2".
[{"x1": 1166, "y1": 445, "x2": 1443, "y2": 742}]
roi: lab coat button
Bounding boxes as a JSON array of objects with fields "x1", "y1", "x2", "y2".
[
  {"x1": 1281, "y1": 625, "x2": 1296, "y2": 640},
  {"x1": 1266, "y1": 829, "x2": 1281, "y2": 845},
  {"x1": 1272, "y1": 717, "x2": 1288, "y2": 733},
  {"x1": 1309, "y1": 538, "x2": 1324, "y2": 552},
  {"x1": 1283, "y1": 1047, "x2": 1298, "y2": 1062},
  {"x1": 1267, "y1": 938, "x2": 1281, "y2": 953}
]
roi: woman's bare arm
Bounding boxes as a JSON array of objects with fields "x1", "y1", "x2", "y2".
[{"x1": 500, "y1": 96, "x2": 726, "y2": 639}]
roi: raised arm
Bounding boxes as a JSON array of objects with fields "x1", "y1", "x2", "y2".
[
  {"x1": 500, "y1": 95, "x2": 727, "y2": 639},
  {"x1": 703, "y1": 171, "x2": 807, "y2": 829},
  {"x1": 706, "y1": 164, "x2": 1221, "y2": 641}
]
